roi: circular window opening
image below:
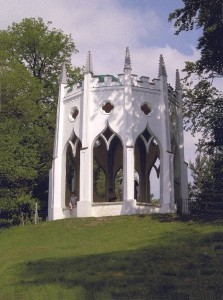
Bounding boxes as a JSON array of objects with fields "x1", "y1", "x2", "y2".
[
  {"x1": 102, "y1": 101, "x2": 114, "y2": 114},
  {"x1": 69, "y1": 107, "x2": 79, "y2": 122},
  {"x1": 141, "y1": 103, "x2": 152, "y2": 116}
]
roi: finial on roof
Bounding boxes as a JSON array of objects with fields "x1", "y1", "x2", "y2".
[
  {"x1": 85, "y1": 51, "x2": 93, "y2": 74},
  {"x1": 60, "y1": 62, "x2": 67, "y2": 84},
  {"x1": 175, "y1": 69, "x2": 181, "y2": 90},
  {"x1": 158, "y1": 54, "x2": 167, "y2": 77},
  {"x1": 124, "y1": 47, "x2": 132, "y2": 71}
]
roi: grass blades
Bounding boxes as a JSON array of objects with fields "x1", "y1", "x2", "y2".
[{"x1": 0, "y1": 214, "x2": 223, "y2": 299}]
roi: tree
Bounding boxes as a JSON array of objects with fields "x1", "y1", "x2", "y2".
[
  {"x1": 182, "y1": 78, "x2": 223, "y2": 152},
  {"x1": 0, "y1": 18, "x2": 83, "y2": 222},
  {"x1": 169, "y1": 0, "x2": 223, "y2": 143},
  {"x1": 0, "y1": 60, "x2": 42, "y2": 192},
  {"x1": 169, "y1": 0, "x2": 223, "y2": 76},
  {"x1": 188, "y1": 152, "x2": 223, "y2": 213},
  {"x1": 189, "y1": 153, "x2": 213, "y2": 200},
  {"x1": 1, "y1": 18, "x2": 82, "y2": 101},
  {"x1": 169, "y1": 1, "x2": 223, "y2": 199}
]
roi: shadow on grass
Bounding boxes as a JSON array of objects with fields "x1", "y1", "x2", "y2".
[
  {"x1": 13, "y1": 229, "x2": 223, "y2": 300},
  {"x1": 149, "y1": 213, "x2": 223, "y2": 224}
]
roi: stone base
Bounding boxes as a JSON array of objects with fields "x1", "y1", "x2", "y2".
[
  {"x1": 121, "y1": 199, "x2": 137, "y2": 215},
  {"x1": 160, "y1": 203, "x2": 176, "y2": 213},
  {"x1": 48, "y1": 201, "x2": 178, "y2": 220},
  {"x1": 48, "y1": 207, "x2": 67, "y2": 221},
  {"x1": 77, "y1": 201, "x2": 92, "y2": 217}
]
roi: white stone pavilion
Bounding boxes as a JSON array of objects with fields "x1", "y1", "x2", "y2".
[{"x1": 48, "y1": 48, "x2": 188, "y2": 220}]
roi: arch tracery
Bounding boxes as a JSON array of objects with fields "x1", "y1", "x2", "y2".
[
  {"x1": 48, "y1": 49, "x2": 188, "y2": 220},
  {"x1": 93, "y1": 125, "x2": 123, "y2": 202},
  {"x1": 135, "y1": 127, "x2": 161, "y2": 204},
  {"x1": 64, "y1": 133, "x2": 81, "y2": 208}
]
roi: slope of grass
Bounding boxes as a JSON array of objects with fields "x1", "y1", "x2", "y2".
[{"x1": 0, "y1": 214, "x2": 223, "y2": 299}]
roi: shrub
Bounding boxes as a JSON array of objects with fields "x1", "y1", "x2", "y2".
[
  {"x1": 17, "y1": 194, "x2": 36, "y2": 223},
  {"x1": 0, "y1": 194, "x2": 36, "y2": 228},
  {"x1": 0, "y1": 218, "x2": 11, "y2": 228},
  {"x1": 0, "y1": 198, "x2": 20, "y2": 225}
]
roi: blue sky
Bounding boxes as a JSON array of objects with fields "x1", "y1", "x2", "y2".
[
  {"x1": 0, "y1": 1, "x2": 200, "y2": 68},
  {"x1": 0, "y1": 0, "x2": 201, "y2": 81},
  {"x1": 113, "y1": 0, "x2": 201, "y2": 55},
  {"x1": 0, "y1": 0, "x2": 200, "y2": 165}
]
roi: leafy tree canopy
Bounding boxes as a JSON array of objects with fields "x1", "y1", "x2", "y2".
[
  {"x1": 169, "y1": 0, "x2": 223, "y2": 77},
  {"x1": 169, "y1": 1, "x2": 223, "y2": 200},
  {"x1": 189, "y1": 153, "x2": 214, "y2": 198},
  {"x1": 169, "y1": 0, "x2": 223, "y2": 152},
  {"x1": 0, "y1": 17, "x2": 83, "y2": 101},
  {"x1": 0, "y1": 18, "x2": 83, "y2": 220}
]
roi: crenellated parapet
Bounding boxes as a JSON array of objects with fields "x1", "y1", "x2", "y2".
[
  {"x1": 131, "y1": 75, "x2": 160, "y2": 90},
  {"x1": 91, "y1": 75, "x2": 121, "y2": 88},
  {"x1": 64, "y1": 72, "x2": 162, "y2": 98},
  {"x1": 48, "y1": 47, "x2": 188, "y2": 221},
  {"x1": 63, "y1": 53, "x2": 183, "y2": 99},
  {"x1": 66, "y1": 81, "x2": 83, "y2": 95}
]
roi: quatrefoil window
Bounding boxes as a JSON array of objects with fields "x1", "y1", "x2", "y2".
[
  {"x1": 69, "y1": 106, "x2": 79, "y2": 122},
  {"x1": 102, "y1": 101, "x2": 114, "y2": 114},
  {"x1": 141, "y1": 103, "x2": 152, "y2": 116}
]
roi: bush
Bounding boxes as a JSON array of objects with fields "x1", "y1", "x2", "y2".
[
  {"x1": 189, "y1": 199, "x2": 202, "y2": 215},
  {"x1": 17, "y1": 194, "x2": 36, "y2": 223},
  {"x1": 0, "y1": 218, "x2": 11, "y2": 228},
  {"x1": 0, "y1": 194, "x2": 36, "y2": 228},
  {"x1": 0, "y1": 198, "x2": 20, "y2": 225}
]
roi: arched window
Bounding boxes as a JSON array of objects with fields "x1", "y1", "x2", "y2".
[
  {"x1": 93, "y1": 126, "x2": 123, "y2": 202},
  {"x1": 135, "y1": 128, "x2": 160, "y2": 204},
  {"x1": 65, "y1": 135, "x2": 81, "y2": 208}
]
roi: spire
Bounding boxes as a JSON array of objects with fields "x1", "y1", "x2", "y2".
[
  {"x1": 60, "y1": 62, "x2": 67, "y2": 85},
  {"x1": 158, "y1": 54, "x2": 167, "y2": 77},
  {"x1": 85, "y1": 51, "x2": 93, "y2": 74},
  {"x1": 124, "y1": 47, "x2": 132, "y2": 71},
  {"x1": 175, "y1": 69, "x2": 181, "y2": 90}
]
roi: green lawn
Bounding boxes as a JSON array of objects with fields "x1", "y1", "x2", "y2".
[{"x1": 0, "y1": 214, "x2": 223, "y2": 299}]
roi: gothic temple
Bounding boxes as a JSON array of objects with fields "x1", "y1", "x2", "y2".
[{"x1": 48, "y1": 48, "x2": 188, "y2": 220}]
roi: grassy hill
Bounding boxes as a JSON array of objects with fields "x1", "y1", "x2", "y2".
[{"x1": 0, "y1": 214, "x2": 223, "y2": 299}]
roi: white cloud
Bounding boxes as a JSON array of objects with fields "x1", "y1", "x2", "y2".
[
  {"x1": 0, "y1": 0, "x2": 200, "y2": 177},
  {"x1": 0, "y1": 0, "x2": 198, "y2": 86},
  {"x1": 79, "y1": 44, "x2": 199, "y2": 87},
  {"x1": 0, "y1": 0, "x2": 161, "y2": 69},
  {"x1": 130, "y1": 45, "x2": 199, "y2": 86}
]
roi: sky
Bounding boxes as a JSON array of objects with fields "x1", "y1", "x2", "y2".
[{"x1": 0, "y1": 0, "x2": 201, "y2": 175}]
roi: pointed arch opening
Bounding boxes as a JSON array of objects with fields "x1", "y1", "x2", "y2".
[
  {"x1": 115, "y1": 168, "x2": 123, "y2": 201},
  {"x1": 148, "y1": 158, "x2": 160, "y2": 205},
  {"x1": 172, "y1": 140, "x2": 181, "y2": 212},
  {"x1": 65, "y1": 134, "x2": 82, "y2": 208},
  {"x1": 134, "y1": 127, "x2": 160, "y2": 204},
  {"x1": 93, "y1": 126, "x2": 123, "y2": 202}
]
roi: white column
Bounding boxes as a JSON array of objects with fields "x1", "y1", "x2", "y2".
[
  {"x1": 49, "y1": 79, "x2": 66, "y2": 220},
  {"x1": 158, "y1": 58, "x2": 174, "y2": 212},
  {"x1": 122, "y1": 48, "x2": 135, "y2": 213},
  {"x1": 181, "y1": 162, "x2": 189, "y2": 214},
  {"x1": 160, "y1": 151, "x2": 175, "y2": 213},
  {"x1": 176, "y1": 81, "x2": 189, "y2": 214},
  {"x1": 77, "y1": 148, "x2": 93, "y2": 217},
  {"x1": 48, "y1": 168, "x2": 53, "y2": 220},
  {"x1": 49, "y1": 157, "x2": 65, "y2": 220},
  {"x1": 77, "y1": 65, "x2": 92, "y2": 217},
  {"x1": 123, "y1": 146, "x2": 136, "y2": 213}
]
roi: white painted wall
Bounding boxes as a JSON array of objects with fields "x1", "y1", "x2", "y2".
[{"x1": 48, "y1": 51, "x2": 188, "y2": 220}]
